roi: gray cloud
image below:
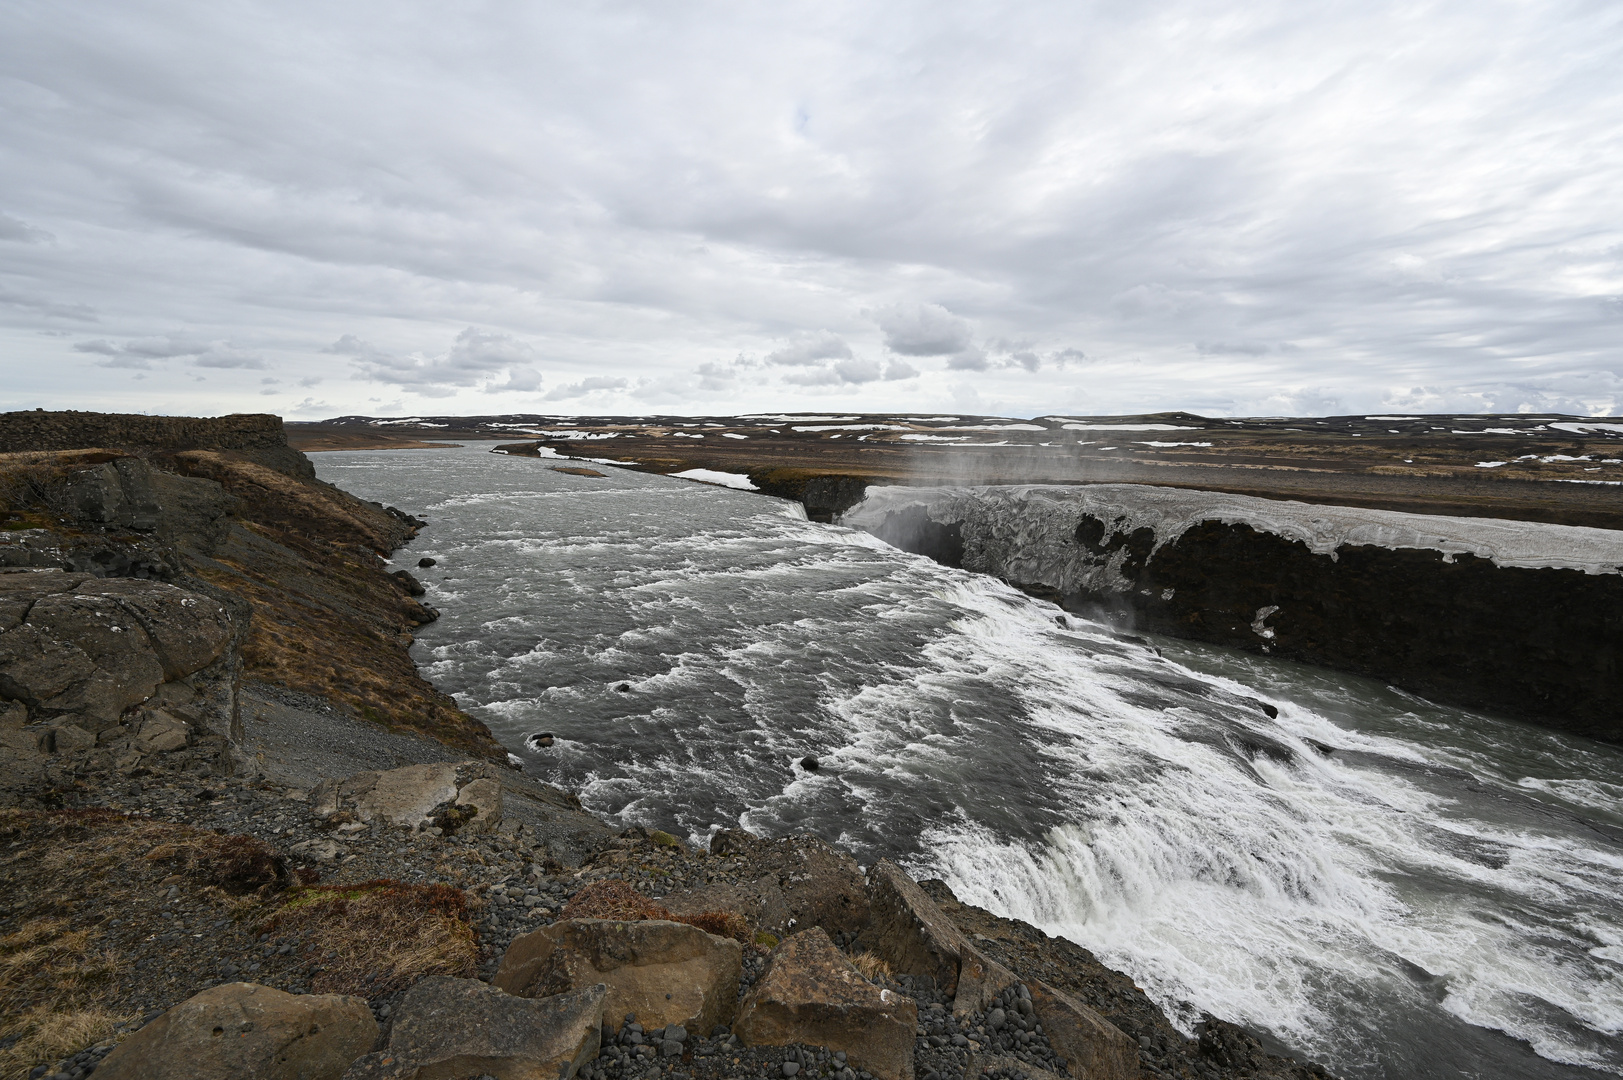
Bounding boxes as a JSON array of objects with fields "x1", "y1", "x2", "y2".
[
  {"x1": 873, "y1": 303, "x2": 975, "y2": 357},
  {"x1": 1, "y1": 2, "x2": 1620, "y2": 417},
  {"x1": 332, "y1": 328, "x2": 542, "y2": 396},
  {"x1": 765, "y1": 330, "x2": 853, "y2": 366},
  {"x1": 544, "y1": 375, "x2": 628, "y2": 400},
  {"x1": 73, "y1": 335, "x2": 266, "y2": 369},
  {"x1": 0, "y1": 213, "x2": 52, "y2": 244}
]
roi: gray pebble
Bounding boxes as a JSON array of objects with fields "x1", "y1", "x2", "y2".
[{"x1": 782, "y1": 1064, "x2": 800, "y2": 1078}]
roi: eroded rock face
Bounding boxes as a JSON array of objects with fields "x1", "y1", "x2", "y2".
[
  {"x1": 494, "y1": 918, "x2": 742, "y2": 1035},
  {"x1": 735, "y1": 927, "x2": 918, "y2": 1080},
  {"x1": 94, "y1": 981, "x2": 377, "y2": 1080},
  {"x1": 343, "y1": 977, "x2": 605, "y2": 1080},
  {"x1": 1028, "y1": 980, "x2": 1138, "y2": 1080},
  {"x1": 0, "y1": 570, "x2": 234, "y2": 730}
]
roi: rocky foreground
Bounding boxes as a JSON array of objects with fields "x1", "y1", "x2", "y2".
[{"x1": 1, "y1": 411, "x2": 1334, "y2": 1080}]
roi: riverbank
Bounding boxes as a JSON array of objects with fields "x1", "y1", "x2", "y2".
[{"x1": 0, "y1": 412, "x2": 1334, "y2": 1080}]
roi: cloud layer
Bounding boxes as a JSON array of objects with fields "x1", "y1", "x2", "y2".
[{"x1": 1, "y1": 0, "x2": 1620, "y2": 418}]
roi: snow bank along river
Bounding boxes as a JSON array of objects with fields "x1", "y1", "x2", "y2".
[{"x1": 317, "y1": 445, "x2": 1623, "y2": 1080}]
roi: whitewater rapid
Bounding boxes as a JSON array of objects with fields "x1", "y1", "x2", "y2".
[{"x1": 316, "y1": 445, "x2": 1623, "y2": 1080}]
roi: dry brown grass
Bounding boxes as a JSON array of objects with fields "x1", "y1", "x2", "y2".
[
  {"x1": 143, "y1": 832, "x2": 297, "y2": 894},
  {"x1": 0, "y1": 918, "x2": 132, "y2": 1080},
  {"x1": 0, "y1": 810, "x2": 311, "y2": 1077},
  {"x1": 258, "y1": 880, "x2": 477, "y2": 997},
  {"x1": 560, "y1": 879, "x2": 754, "y2": 944},
  {"x1": 851, "y1": 951, "x2": 893, "y2": 982}
]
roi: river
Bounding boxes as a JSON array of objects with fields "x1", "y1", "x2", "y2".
[{"x1": 315, "y1": 444, "x2": 1623, "y2": 1080}]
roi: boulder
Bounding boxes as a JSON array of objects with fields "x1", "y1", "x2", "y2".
[
  {"x1": 734, "y1": 927, "x2": 918, "y2": 1080},
  {"x1": 949, "y1": 944, "x2": 1020, "y2": 1017},
  {"x1": 94, "y1": 981, "x2": 376, "y2": 1080},
  {"x1": 134, "y1": 710, "x2": 189, "y2": 754},
  {"x1": 48, "y1": 722, "x2": 96, "y2": 752},
  {"x1": 494, "y1": 918, "x2": 741, "y2": 1034},
  {"x1": 454, "y1": 776, "x2": 502, "y2": 835},
  {"x1": 353, "y1": 763, "x2": 459, "y2": 828},
  {"x1": 1028, "y1": 980, "x2": 1138, "y2": 1080},
  {"x1": 662, "y1": 879, "x2": 789, "y2": 937},
  {"x1": 342, "y1": 977, "x2": 605, "y2": 1080}
]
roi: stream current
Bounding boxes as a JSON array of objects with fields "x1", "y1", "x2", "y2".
[{"x1": 316, "y1": 445, "x2": 1623, "y2": 1080}]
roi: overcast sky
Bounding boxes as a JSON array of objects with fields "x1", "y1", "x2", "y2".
[{"x1": 2, "y1": 1, "x2": 1621, "y2": 420}]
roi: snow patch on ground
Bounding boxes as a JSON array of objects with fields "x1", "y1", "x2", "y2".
[{"x1": 671, "y1": 468, "x2": 759, "y2": 491}]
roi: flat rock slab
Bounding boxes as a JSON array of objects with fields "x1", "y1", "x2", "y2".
[
  {"x1": 94, "y1": 981, "x2": 376, "y2": 1080},
  {"x1": 494, "y1": 918, "x2": 741, "y2": 1035},
  {"x1": 735, "y1": 927, "x2": 917, "y2": 1080},
  {"x1": 1029, "y1": 980, "x2": 1138, "y2": 1080},
  {"x1": 353, "y1": 763, "x2": 459, "y2": 827},
  {"x1": 343, "y1": 977, "x2": 605, "y2": 1080}
]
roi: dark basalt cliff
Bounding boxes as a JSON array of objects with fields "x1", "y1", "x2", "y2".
[
  {"x1": 850, "y1": 486, "x2": 1623, "y2": 743},
  {"x1": 1072, "y1": 519, "x2": 1621, "y2": 740}
]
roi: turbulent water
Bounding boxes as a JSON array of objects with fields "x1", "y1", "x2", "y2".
[{"x1": 316, "y1": 445, "x2": 1623, "y2": 1080}]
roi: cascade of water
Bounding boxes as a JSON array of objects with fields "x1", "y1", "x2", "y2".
[{"x1": 317, "y1": 445, "x2": 1623, "y2": 1080}]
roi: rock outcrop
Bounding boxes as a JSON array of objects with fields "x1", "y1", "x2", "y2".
[
  {"x1": 343, "y1": 977, "x2": 606, "y2": 1080},
  {"x1": 93, "y1": 981, "x2": 377, "y2": 1080},
  {"x1": 735, "y1": 927, "x2": 919, "y2": 1080},
  {"x1": 0, "y1": 411, "x2": 500, "y2": 763},
  {"x1": 494, "y1": 918, "x2": 743, "y2": 1034}
]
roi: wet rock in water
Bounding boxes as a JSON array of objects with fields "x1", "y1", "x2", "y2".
[
  {"x1": 735, "y1": 926, "x2": 918, "y2": 1080},
  {"x1": 529, "y1": 732, "x2": 556, "y2": 748},
  {"x1": 799, "y1": 756, "x2": 819, "y2": 771},
  {"x1": 417, "y1": 557, "x2": 437, "y2": 568},
  {"x1": 390, "y1": 570, "x2": 427, "y2": 596},
  {"x1": 614, "y1": 683, "x2": 632, "y2": 693},
  {"x1": 95, "y1": 981, "x2": 376, "y2": 1080},
  {"x1": 1028, "y1": 979, "x2": 1137, "y2": 1080},
  {"x1": 343, "y1": 977, "x2": 606, "y2": 1080},
  {"x1": 494, "y1": 918, "x2": 743, "y2": 1034},
  {"x1": 1253, "y1": 699, "x2": 1280, "y2": 719}
]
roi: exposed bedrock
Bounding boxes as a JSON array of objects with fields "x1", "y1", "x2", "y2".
[{"x1": 843, "y1": 484, "x2": 1623, "y2": 741}]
